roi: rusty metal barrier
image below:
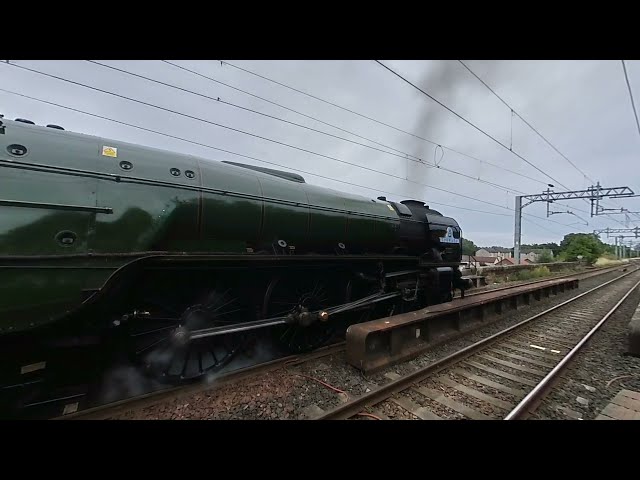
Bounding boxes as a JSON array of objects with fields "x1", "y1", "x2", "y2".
[{"x1": 346, "y1": 277, "x2": 580, "y2": 374}]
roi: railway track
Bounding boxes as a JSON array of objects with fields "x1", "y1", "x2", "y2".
[
  {"x1": 317, "y1": 267, "x2": 640, "y2": 420},
  {"x1": 55, "y1": 342, "x2": 346, "y2": 420},
  {"x1": 44, "y1": 264, "x2": 633, "y2": 420}
]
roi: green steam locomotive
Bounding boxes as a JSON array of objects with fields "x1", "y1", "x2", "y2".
[{"x1": 0, "y1": 116, "x2": 467, "y2": 383}]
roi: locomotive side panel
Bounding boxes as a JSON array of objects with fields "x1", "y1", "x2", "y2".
[
  {"x1": 344, "y1": 195, "x2": 399, "y2": 253},
  {"x1": 92, "y1": 142, "x2": 200, "y2": 253},
  {"x1": 303, "y1": 184, "x2": 348, "y2": 253},
  {"x1": 198, "y1": 160, "x2": 263, "y2": 253},
  {"x1": 0, "y1": 124, "x2": 99, "y2": 254},
  {"x1": 303, "y1": 186, "x2": 400, "y2": 254},
  {"x1": 0, "y1": 124, "x2": 103, "y2": 330},
  {"x1": 255, "y1": 174, "x2": 310, "y2": 252}
]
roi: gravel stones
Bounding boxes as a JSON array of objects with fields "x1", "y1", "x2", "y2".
[
  {"x1": 532, "y1": 288, "x2": 640, "y2": 420},
  {"x1": 106, "y1": 269, "x2": 632, "y2": 420}
]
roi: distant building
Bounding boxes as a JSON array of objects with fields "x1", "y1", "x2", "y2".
[
  {"x1": 519, "y1": 252, "x2": 538, "y2": 263},
  {"x1": 473, "y1": 247, "x2": 553, "y2": 264},
  {"x1": 496, "y1": 257, "x2": 516, "y2": 266},
  {"x1": 519, "y1": 249, "x2": 554, "y2": 263},
  {"x1": 475, "y1": 247, "x2": 513, "y2": 260},
  {"x1": 463, "y1": 254, "x2": 499, "y2": 269}
]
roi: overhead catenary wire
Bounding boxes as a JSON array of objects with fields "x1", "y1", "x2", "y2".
[
  {"x1": 374, "y1": 60, "x2": 571, "y2": 190},
  {"x1": 86, "y1": 60, "x2": 524, "y2": 196},
  {"x1": 458, "y1": 59, "x2": 635, "y2": 227},
  {"x1": 622, "y1": 60, "x2": 640, "y2": 140},
  {"x1": 164, "y1": 61, "x2": 428, "y2": 161},
  {"x1": 0, "y1": 85, "x2": 577, "y2": 239},
  {"x1": 218, "y1": 58, "x2": 636, "y2": 221},
  {"x1": 458, "y1": 60, "x2": 596, "y2": 184},
  {"x1": 2, "y1": 61, "x2": 582, "y2": 230},
  {"x1": 522, "y1": 218, "x2": 568, "y2": 236},
  {"x1": 0, "y1": 87, "x2": 512, "y2": 218},
  {"x1": 114, "y1": 64, "x2": 599, "y2": 231},
  {"x1": 377, "y1": 60, "x2": 633, "y2": 229},
  {"x1": 216, "y1": 59, "x2": 629, "y2": 230},
  {"x1": 1, "y1": 63, "x2": 593, "y2": 237},
  {"x1": 217, "y1": 59, "x2": 552, "y2": 187},
  {"x1": 2, "y1": 62, "x2": 444, "y2": 189}
]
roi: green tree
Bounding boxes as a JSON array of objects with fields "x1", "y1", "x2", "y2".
[
  {"x1": 559, "y1": 233, "x2": 605, "y2": 264},
  {"x1": 536, "y1": 249, "x2": 554, "y2": 263},
  {"x1": 462, "y1": 238, "x2": 479, "y2": 256},
  {"x1": 522, "y1": 242, "x2": 561, "y2": 257}
]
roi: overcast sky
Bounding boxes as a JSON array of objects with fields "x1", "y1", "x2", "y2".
[{"x1": 2, "y1": 60, "x2": 639, "y2": 248}]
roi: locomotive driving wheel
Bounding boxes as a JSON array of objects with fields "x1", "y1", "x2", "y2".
[
  {"x1": 263, "y1": 275, "x2": 337, "y2": 354},
  {"x1": 127, "y1": 286, "x2": 249, "y2": 383},
  {"x1": 344, "y1": 277, "x2": 383, "y2": 323}
]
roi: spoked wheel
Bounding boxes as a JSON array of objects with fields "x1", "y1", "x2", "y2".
[
  {"x1": 127, "y1": 287, "x2": 249, "y2": 383},
  {"x1": 345, "y1": 278, "x2": 382, "y2": 324},
  {"x1": 263, "y1": 275, "x2": 337, "y2": 354}
]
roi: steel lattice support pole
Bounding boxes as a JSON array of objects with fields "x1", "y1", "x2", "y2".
[
  {"x1": 514, "y1": 196, "x2": 522, "y2": 265},
  {"x1": 514, "y1": 185, "x2": 636, "y2": 265}
]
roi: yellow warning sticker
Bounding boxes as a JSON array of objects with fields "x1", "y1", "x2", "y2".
[{"x1": 102, "y1": 146, "x2": 118, "y2": 158}]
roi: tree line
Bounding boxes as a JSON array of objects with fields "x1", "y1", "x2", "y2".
[{"x1": 462, "y1": 233, "x2": 629, "y2": 264}]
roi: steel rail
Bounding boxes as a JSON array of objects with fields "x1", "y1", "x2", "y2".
[
  {"x1": 316, "y1": 267, "x2": 640, "y2": 419},
  {"x1": 56, "y1": 341, "x2": 346, "y2": 420},
  {"x1": 504, "y1": 276, "x2": 640, "y2": 419}
]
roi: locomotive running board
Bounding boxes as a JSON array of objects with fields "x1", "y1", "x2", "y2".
[{"x1": 345, "y1": 277, "x2": 580, "y2": 374}]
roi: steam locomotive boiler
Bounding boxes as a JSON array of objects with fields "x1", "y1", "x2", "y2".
[{"x1": 0, "y1": 116, "x2": 468, "y2": 384}]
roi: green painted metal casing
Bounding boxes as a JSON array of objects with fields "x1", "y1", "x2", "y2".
[{"x1": 0, "y1": 119, "x2": 409, "y2": 332}]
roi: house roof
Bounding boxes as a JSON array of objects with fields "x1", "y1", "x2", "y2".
[
  {"x1": 480, "y1": 247, "x2": 512, "y2": 253},
  {"x1": 472, "y1": 256, "x2": 498, "y2": 264},
  {"x1": 496, "y1": 257, "x2": 515, "y2": 265}
]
